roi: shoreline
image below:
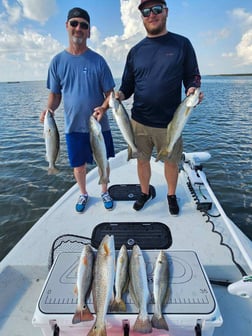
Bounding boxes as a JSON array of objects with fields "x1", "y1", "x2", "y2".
[{"x1": 207, "y1": 73, "x2": 252, "y2": 77}]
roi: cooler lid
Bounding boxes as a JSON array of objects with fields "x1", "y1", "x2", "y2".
[{"x1": 38, "y1": 250, "x2": 217, "y2": 317}]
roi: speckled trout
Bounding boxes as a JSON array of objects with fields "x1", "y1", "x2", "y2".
[
  {"x1": 156, "y1": 88, "x2": 200, "y2": 161},
  {"x1": 87, "y1": 235, "x2": 115, "y2": 336},
  {"x1": 109, "y1": 92, "x2": 138, "y2": 160},
  {"x1": 89, "y1": 116, "x2": 109, "y2": 185},
  {"x1": 129, "y1": 244, "x2": 152, "y2": 334},
  {"x1": 44, "y1": 110, "x2": 60, "y2": 174},
  {"x1": 110, "y1": 244, "x2": 129, "y2": 312},
  {"x1": 151, "y1": 250, "x2": 170, "y2": 331},
  {"x1": 72, "y1": 244, "x2": 94, "y2": 324}
]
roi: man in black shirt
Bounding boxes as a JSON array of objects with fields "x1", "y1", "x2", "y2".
[{"x1": 117, "y1": 0, "x2": 203, "y2": 215}]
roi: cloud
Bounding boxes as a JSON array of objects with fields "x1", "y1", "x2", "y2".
[
  {"x1": 21, "y1": 0, "x2": 56, "y2": 24},
  {"x1": 222, "y1": 52, "x2": 234, "y2": 58},
  {"x1": 229, "y1": 8, "x2": 252, "y2": 66},
  {"x1": 89, "y1": 0, "x2": 145, "y2": 77},
  {"x1": 0, "y1": 0, "x2": 145, "y2": 80},
  {"x1": 201, "y1": 28, "x2": 230, "y2": 46},
  {"x1": 230, "y1": 8, "x2": 252, "y2": 26},
  {"x1": 236, "y1": 29, "x2": 252, "y2": 65},
  {"x1": 0, "y1": 27, "x2": 63, "y2": 81},
  {"x1": 2, "y1": 0, "x2": 57, "y2": 24},
  {"x1": 2, "y1": 0, "x2": 21, "y2": 24}
]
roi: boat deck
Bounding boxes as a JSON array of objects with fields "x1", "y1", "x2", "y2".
[{"x1": 1, "y1": 150, "x2": 252, "y2": 335}]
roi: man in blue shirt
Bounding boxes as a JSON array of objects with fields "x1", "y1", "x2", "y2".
[
  {"x1": 40, "y1": 8, "x2": 115, "y2": 213},
  {"x1": 117, "y1": 0, "x2": 203, "y2": 215}
]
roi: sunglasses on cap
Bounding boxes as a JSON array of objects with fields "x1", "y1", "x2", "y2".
[
  {"x1": 69, "y1": 20, "x2": 89, "y2": 30},
  {"x1": 141, "y1": 5, "x2": 166, "y2": 17}
]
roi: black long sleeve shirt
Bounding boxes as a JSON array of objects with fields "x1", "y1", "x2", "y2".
[{"x1": 119, "y1": 32, "x2": 201, "y2": 128}]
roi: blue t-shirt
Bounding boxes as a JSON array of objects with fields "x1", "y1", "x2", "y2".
[
  {"x1": 47, "y1": 49, "x2": 115, "y2": 133},
  {"x1": 119, "y1": 32, "x2": 201, "y2": 128}
]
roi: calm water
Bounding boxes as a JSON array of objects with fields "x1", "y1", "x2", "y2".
[{"x1": 0, "y1": 77, "x2": 252, "y2": 261}]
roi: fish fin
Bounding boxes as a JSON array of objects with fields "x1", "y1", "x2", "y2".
[
  {"x1": 163, "y1": 287, "x2": 171, "y2": 305},
  {"x1": 72, "y1": 305, "x2": 94, "y2": 324},
  {"x1": 122, "y1": 276, "x2": 129, "y2": 293},
  {"x1": 73, "y1": 285, "x2": 78, "y2": 296},
  {"x1": 48, "y1": 166, "x2": 59, "y2": 175},
  {"x1": 151, "y1": 314, "x2": 169, "y2": 330},
  {"x1": 129, "y1": 281, "x2": 139, "y2": 307},
  {"x1": 110, "y1": 298, "x2": 127, "y2": 312},
  {"x1": 133, "y1": 315, "x2": 152, "y2": 333}
]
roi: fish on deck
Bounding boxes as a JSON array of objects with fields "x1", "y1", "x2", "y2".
[
  {"x1": 110, "y1": 244, "x2": 129, "y2": 312},
  {"x1": 72, "y1": 244, "x2": 94, "y2": 324},
  {"x1": 129, "y1": 244, "x2": 152, "y2": 334},
  {"x1": 87, "y1": 234, "x2": 115, "y2": 336},
  {"x1": 151, "y1": 250, "x2": 170, "y2": 330}
]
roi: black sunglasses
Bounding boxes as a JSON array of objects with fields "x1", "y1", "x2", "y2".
[
  {"x1": 69, "y1": 20, "x2": 89, "y2": 30},
  {"x1": 141, "y1": 5, "x2": 166, "y2": 18}
]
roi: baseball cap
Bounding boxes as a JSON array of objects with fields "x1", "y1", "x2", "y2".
[
  {"x1": 67, "y1": 7, "x2": 90, "y2": 23},
  {"x1": 138, "y1": 0, "x2": 167, "y2": 10}
]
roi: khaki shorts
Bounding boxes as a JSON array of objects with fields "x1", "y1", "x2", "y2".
[{"x1": 129, "y1": 119, "x2": 183, "y2": 163}]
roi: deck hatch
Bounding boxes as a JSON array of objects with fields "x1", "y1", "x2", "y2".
[{"x1": 91, "y1": 222, "x2": 172, "y2": 249}]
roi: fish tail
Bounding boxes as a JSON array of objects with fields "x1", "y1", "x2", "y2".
[
  {"x1": 133, "y1": 315, "x2": 152, "y2": 334},
  {"x1": 110, "y1": 298, "x2": 127, "y2": 312},
  {"x1": 98, "y1": 176, "x2": 109, "y2": 185},
  {"x1": 72, "y1": 306, "x2": 94, "y2": 324},
  {"x1": 151, "y1": 314, "x2": 169, "y2": 330},
  {"x1": 131, "y1": 148, "x2": 138, "y2": 159},
  {"x1": 127, "y1": 146, "x2": 138, "y2": 161},
  {"x1": 48, "y1": 166, "x2": 59, "y2": 175},
  {"x1": 87, "y1": 322, "x2": 107, "y2": 336},
  {"x1": 155, "y1": 149, "x2": 168, "y2": 162}
]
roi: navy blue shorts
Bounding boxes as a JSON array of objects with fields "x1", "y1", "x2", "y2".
[{"x1": 65, "y1": 131, "x2": 115, "y2": 168}]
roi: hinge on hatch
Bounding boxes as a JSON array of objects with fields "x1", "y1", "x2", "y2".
[
  {"x1": 49, "y1": 319, "x2": 60, "y2": 336},
  {"x1": 195, "y1": 319, "x2": 202, "y2": 336},
  {"x1": 122, "y1": 319, "x2": 130, "y2": 336}
]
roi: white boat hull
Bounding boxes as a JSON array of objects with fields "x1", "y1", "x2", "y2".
[{"x1": 1, "y1": 150, "x2": 252, "y2": 335}]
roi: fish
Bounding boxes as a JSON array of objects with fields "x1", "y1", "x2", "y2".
[
  {"x1": 87, "y1": 234, "x2": 115, "y2": 336},
  {"x1": 89, "y1": 116, "x2": 109, "y2": 185},
  {"x1": 44, "y1": 109, "x2": 60, "y2": 174},
  {"x1": 72, "y1": 244, "x2": 94, "y2": 324},
  {"x1": 129, "y1": 244, "x2": 152, "y2": 334},
  {"x1": 156, "y1": 88, "x2": 200, "y2": 161},
  {"x1": 110, "y1": 244, "x2": 129, "y2": 312},
  {"x1": 151, "y1": 250, "x2": 170, "y2": 330},
  {"x1": 109, "y1": 92, "x2": 138, "y2": 160}
]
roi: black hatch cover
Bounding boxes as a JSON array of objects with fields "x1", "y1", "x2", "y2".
[{"x1": 91, "y1": 222, "x2": 172, "y2": 250}]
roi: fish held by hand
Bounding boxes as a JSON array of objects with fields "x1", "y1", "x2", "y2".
[
  {"x1": 156, "y1": 88, "x2": 200, "y2": 162},
  {"x1": 109, "y1": 92, "x2": 138, "y2": 161},
  {"x1": 43, "y1": 110, "x2": 60, "y2": 174}
]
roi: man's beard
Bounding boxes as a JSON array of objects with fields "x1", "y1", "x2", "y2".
[
  {"x1": 72, "y1": 36, "x2": 84, "y2": 44},
  {"x1": 146, "y1": 26, "x2": 164, "y2": 35},
  {"x1": 144, "y1": 18, "x2": 167, "y2": 36}
]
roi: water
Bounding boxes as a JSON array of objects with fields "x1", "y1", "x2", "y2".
[{"x1": 0, "y1": 77, "x2": 252, "y2": 261}]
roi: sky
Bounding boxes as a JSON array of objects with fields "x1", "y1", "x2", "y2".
[{"x1": 0, "y1": 0, "x2": 252, "y2": 82}]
